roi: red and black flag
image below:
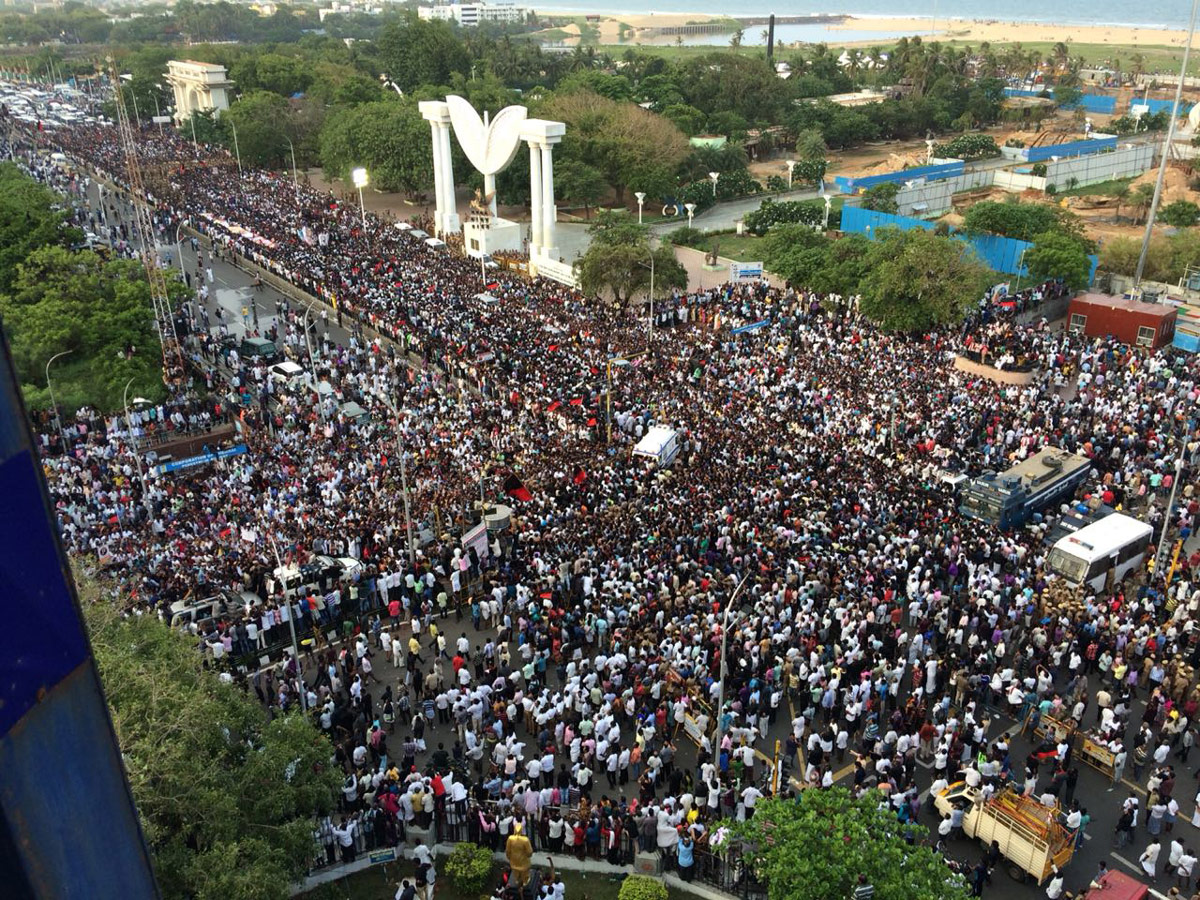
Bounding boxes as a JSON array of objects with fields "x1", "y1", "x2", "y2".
[{"x1": 503, "y1": 473, "x2": 533, "y2": 502}]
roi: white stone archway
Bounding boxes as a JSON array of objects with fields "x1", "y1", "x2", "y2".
[{"x1": 164, "y1": 60, "x2": 234, "y2": 125}]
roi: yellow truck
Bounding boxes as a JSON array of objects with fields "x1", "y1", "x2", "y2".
[{"x1": 935, "y1": 782, "x2": 1075, "y2": 884}]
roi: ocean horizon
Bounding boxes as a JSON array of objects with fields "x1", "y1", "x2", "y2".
[{"x1": 533, "y1": 0, "x2": 1195, "y2": 32}]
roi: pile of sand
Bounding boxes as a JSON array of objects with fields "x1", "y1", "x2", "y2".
[{"x1": 1130, "y1": 165, "x2": 1193, "y2": 205}]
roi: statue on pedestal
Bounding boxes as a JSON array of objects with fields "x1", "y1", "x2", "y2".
[
  {"x1": 505, "y1": 823, "x2": 534, "y2": 887},
  {"x1": 706, "y1": 241, "x2": 720, "y2": 267}
]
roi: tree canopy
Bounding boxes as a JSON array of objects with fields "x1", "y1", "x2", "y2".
[
  {"x1": 1025, "y1": 230, "x2": 1093, "y2": 291},
  {"x1": 0, "y1": 161, "x2": 77, "y2": 294},
  {"x1": 319, "y1": 99, "x2": 434, "y2": 197},
  {"x1": 858, "y1": 228, "x2": 994, "y2": 333},
  {"x1": 723, "y1": 790, "x2": 970, "y2": 900},
  {"x1": 575, "y1": 215, "x2": 687, "y2": 304},
  {"x1": 80, "y1": 575, "x2": 341, "y2": 900}
]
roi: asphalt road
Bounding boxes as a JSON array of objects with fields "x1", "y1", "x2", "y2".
[{"x1": 78, "y1": 175, "x2": 1194, "y2": 900}]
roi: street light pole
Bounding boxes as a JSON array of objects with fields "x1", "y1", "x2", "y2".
[
  {"x1": 715, "y1": 574, "x2": 751, "y2": 754},
  {"x1": 264, "y1": 533, "x2": 306, "y2": 711},
  {"x1": 1135, "y1": 0, "x2": 1200, "y2": 288},
  {"x1": 709, "y1": 171, "x2": 720, "y2": 197},
  {"x1": 174, "y1": 218, "x2": 188, "y2": 278},
  {"x1": 229, "y1": 117, "x2": 243, "y2": 177},
  {"x1": 352, "y1": 167, "x2": 369, "y2": 229},
  {"x1": 122, "y1": 377, "x2": 152, "y2": 518},
  {"x1": 634, "y1": 191, "x2": 646, "y2": 225},
  {"x1": 1156, "y1": 437, "x2": 1190, "y2": 575},
  {"x1": 786, "y1": 159, "x2": 796, "y2": 190},
  {"x1": 302, "y1": 299, "x2": 327, "y2": 425},
  {"x1": 46, "y1": 349, "x2": 72, "y2": 451},
  {"x1": 381, "y1": 397, "x2": 418, "y2": 568},
  {"x1": 286, "y1": 137, "x2": 299, "y2": 200}
]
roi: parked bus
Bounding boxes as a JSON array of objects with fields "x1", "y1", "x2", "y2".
[
  {"x1": 959, "y1": 447, "x2": 1092, "y2": 530},
  {"x1": 1046, "y1": 512, "x2": 1153, "y2": 592}
]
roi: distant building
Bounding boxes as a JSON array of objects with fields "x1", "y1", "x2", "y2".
[
  {"x1": 164, "y1": 60, "x2": 234, "y2": 125},
  {"x1": 418, "y1": 2, "x2": 527, "y2": 26},
  {"x1": 1067, "y1": 293, "x2": 1177, "y2": 349}
]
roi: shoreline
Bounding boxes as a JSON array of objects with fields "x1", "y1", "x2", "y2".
[{"x1": 536, "y1": 8, "x2": 1194, "y2": 48}]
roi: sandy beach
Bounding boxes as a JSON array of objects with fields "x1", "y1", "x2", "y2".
[
  {"x1": 830, "y1": 16, "x2": 1192, "y2": 47},
  {"x1": 537, "y1": 9, "x2": 1195, "y2": 49}
]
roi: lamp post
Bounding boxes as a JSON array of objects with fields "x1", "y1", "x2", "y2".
[
  {"x1": 786, "y1": 159, "x2": 797, "y2": 189},
  {"x1": 1013, "y1": 246, "x2": 1029, "y2": 294},
  {"x1": 708, "y1": 171, "x2": 720, "y2": 197},
  {"x1": 229, "y1": 116, "x2": 243, "y2": 177},
  {"x1": 1136, "y1": 0, "x2": 1200, "y2": 288},
  {"x1": 634, "y1": 191, "x2": 646, "y2": 225},
  {"x1": 352, "y1": 167, "x2": 369, "y2": 229},
  {"x1": 122, "y1": 378, "x2": 152, "y2": 518},
  {"x1": 715, "y1": 574, "x2": 751, "y2": 754},
  {"x1": 605, "y1": 352, "x2": 644, "y2": 443},
  {"x1": 46, "y1": 349, "x2": 72, "y2": 451},
  {"x1": 189, "y1": 112, "x2": 198, "y2": 153},
  {"x1": 1155, "y1": 438, "x2": 1190, "y2": 576},
  {"x1": 302, "y1": 299, "x2": 327, "y2": 425},
  {"x1": 259, "y1": 531, "x2": 306, "y2": 711},
  {"x1": 285, "y1": 136, "x2": 300, "y2": 200},
  {"x1": 685, "y1": 202, "x2": 696, "y2": 229},
  {"x1": 823, "y1": 196, "x2": 832, "y2": 230},
  {"x1": 130, "y1": 92, "x2": 141, "y2": 130},
  {"x1": 379, "y1": 395, "x2": 418, "y2": 568},
  {"x1": 174, "y1": 218, "x2": 189, "y2": 277},
  {"x1": 150, "y1": 86, "x2": 162, "y2": 135}
]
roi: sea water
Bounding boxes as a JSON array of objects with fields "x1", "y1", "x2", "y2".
[{"x1": 535, "y1": 0, "x2": 1193, "y2": 36}]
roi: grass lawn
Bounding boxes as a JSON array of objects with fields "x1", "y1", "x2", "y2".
[
  {"x1": 1058, "y1": 177, "x2": 1136, "y2": 198},
  {"x1": 299, "y1": 862, "x2": 686, "y2": 900},
  {"x1": 699, "y1": 233, "x2": 767, "y2": 262}
]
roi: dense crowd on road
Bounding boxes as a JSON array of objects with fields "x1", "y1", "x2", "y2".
[{"x1": 11, "y1": 103, "x2": 1200, "y2": 898}]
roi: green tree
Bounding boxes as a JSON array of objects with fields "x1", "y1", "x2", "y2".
[
  {"x1": 860, "y1": 182, "x2": 900, "y2": 214},
  {"x1": 1160, "y1": 199, "x2": 1200, "y2": 227},
  {"x1": 555, "y1": 158, "x2": 608, "y2": 217},
  {"x1": 574, "y1": 215, "x2": 687, "y2": 303},
  {"x1": 1053, "y1": 84, "x2": 1083, "y2": 109},
  {"x1": 0, "y1": 162, "x2": 77, "y2": 294},
  {"x1": 0, "y1": 246, "x2": 181, "y2": 412},
  {"x1": 181, "y1": 109, "x2": 223, "y2": 145},
  {"x1": 761, "y1": 225, "x2": 833, "y2": 286},
  {"x1": 319, "y1": 99, "x2": 433, "y2": 197},
  {"x1": 794, "y1": 128, "x2": 828, "y2": 162},
  {"x1": 79, "y1": 578, "x2": 341, "y2": 900},
  {"x1": 724, "y1": 791, "x2": 970, "y2": 900},
  {"x1": 963, "y1": 199, "x2": 1082, "y2": 242},
  {"x1": 377, "y1": 14, "x2": 470, "y2": 93},
  {"x1": 1025, "y1": 230, "x2": 1092, "y2": 290},
  {"x1": 222, "y1": 90, "x2": 293, "y2": 167},
  {"x1": 858, "y1": 228, "x2": 993, "y2": 332}
]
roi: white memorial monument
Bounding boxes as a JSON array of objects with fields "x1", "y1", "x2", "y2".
[
  {"x1": 164, "y1": 60, "x2": 234, "y2": 125},
  {"x1": 419, "y1": 95, "x2": 571, "y2": 284}
]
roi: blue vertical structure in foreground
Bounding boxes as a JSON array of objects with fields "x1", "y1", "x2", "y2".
[{"x1": 0, "y1": 332, "x2": 159, "y2": 898}]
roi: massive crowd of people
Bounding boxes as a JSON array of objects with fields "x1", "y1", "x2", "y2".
[{"x1": 10, "y1": 100, "x2": 1200, "y2": 898}]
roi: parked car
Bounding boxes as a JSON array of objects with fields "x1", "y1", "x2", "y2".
[{"x1": 240, "y1": 336, "x2": 279, "y2": 364}]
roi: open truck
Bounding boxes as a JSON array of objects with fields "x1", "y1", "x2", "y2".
[{"x1": 935, "y1": 783, "x2": 1075, "y2": 884}]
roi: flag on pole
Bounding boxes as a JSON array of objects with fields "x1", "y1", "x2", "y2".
[{"x1": 503, "y1": 474, "x2": 532, "y2": 502}]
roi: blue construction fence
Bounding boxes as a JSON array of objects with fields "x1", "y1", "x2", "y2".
[
  {"x1": 1003, "y1": 87, "x2": 1117, "y2": 114},
  {"x1": 1024, "y1": 135, "x2": 1117, "y2": 163},
  {"x1": 840, "y1": 205, "x2": 1099, "y2": 284},
  {"x1": 834, "y1": 160, "x2": 964, "y2": 194},
  {"x1": 1144, "y1": 98, "x2": 1194, "y2": 115}
]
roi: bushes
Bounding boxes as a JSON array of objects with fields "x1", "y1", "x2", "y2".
[
  {"x1": 618, "y1": 875, "x2": 669, "y2": 900},
  {"x1": 1160, "y1": 200, "x2": 1200, "y2": 227},
  {"x1": 714, "y1": 168, "x2": 763, "y2": 200},
  {"x1": 744, "y1": 199, "x2": 833, "y2": 235},
  {"x1": 667, "y1": 225, "x2": 709, "y2": 248},
  {"x1": 445, "y1": 843, "x2": 493, "y2": 896},
  {"x1": 932, "y1": 134, "x2": 1001, "y2": 161}
]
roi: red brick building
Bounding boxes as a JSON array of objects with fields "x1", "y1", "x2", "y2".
[{"x1": 1067, "y1": 293, "x2": 1177, "y2": 349}]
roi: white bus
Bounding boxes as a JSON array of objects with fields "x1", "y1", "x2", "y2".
[{"x1": 1046, "y1": 513, "x2": 1153, "y2": 592}]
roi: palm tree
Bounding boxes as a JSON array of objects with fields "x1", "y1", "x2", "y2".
[
  {"x1": 1130, "y1": 53, "x2": 1147, "y2": 82},
  {"x1": 1051, "y1": 42, "x2": 1070, "y2": 73},
  {"x1": 1112, "y1": 182, "x2": 1130, "y2": 221},
  {"x1": 1132, "y1": 182, "x2": 1156, "y2": 222},
  {"x1": 730, "y1": 29, "x2": 744, "y2": 49},
  {"x1": 761, "y1": 29, "x2": 770, "y2": 46},
  {"x1": 867, "y1": 46, "x2": 884, "y2": 70}
]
